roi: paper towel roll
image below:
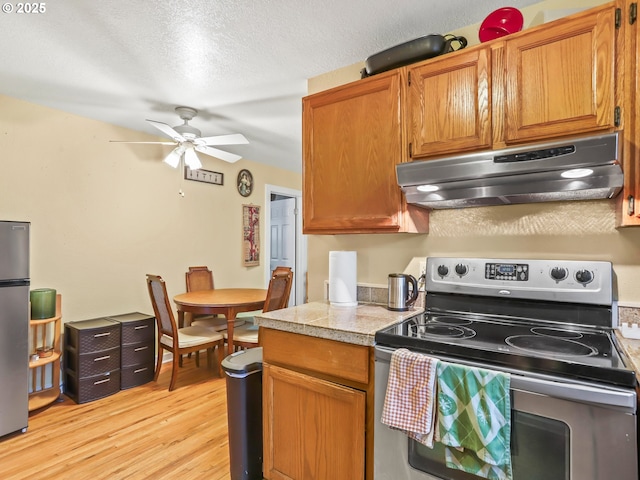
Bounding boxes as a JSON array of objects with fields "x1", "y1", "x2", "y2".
[{"x1": 329, "y1": 251, "x2": 357, "y2": 306}]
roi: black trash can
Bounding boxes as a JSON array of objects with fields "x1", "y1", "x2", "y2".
[{"x1": 222, "y1": 347, "x2": 263, "y2": 480}]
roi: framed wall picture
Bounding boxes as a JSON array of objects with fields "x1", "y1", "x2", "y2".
[
  {"x1": 242, "y1": 204, "x2": 260, "y2": 266},
  {"x1": 184, "y1": 167, "x2": 224, "y2": 185},
  {"x1": 237, "y1": 169, "x2": 253, "y2": 197}
]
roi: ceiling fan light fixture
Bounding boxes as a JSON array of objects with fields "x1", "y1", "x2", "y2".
[
  {"x1": 164, "y1": 145, "x2": 184, "y2": 168},
  {"x1": 113, "y1": 106, "x2": 247, "y2": 168},
  {"x1": 184, "y1": 147, "x2": 202, "y2": 170}
]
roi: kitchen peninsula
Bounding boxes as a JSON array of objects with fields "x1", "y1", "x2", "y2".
[{"x1": 256, "y1": 301, "x2": 421, "y2": 480}]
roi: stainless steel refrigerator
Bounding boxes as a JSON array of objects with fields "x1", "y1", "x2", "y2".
[{"x1": 0, "y1": 221, "x2": 29, "y2": 437}]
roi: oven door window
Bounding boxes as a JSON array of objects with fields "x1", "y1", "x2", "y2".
[{"x1": 409, "y1": 411, "x2": 569, "y2": 479}]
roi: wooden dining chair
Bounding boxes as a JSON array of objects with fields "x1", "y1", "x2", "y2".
[
  {"x1": 146, "y1": 274, "x2": 225, "y2": 391},
  {"x1": 186, "y1": 265, "x2": 247, "y2": 332},
  {"x1": 186, "y1": 265, "x2": 214, "y2": 292},
  {"x1": 224, "y1": 266, "x2": 294, "y2": 351},
  {"x1": 184, "y1": 266, "x2": 216, "y2": 327}
]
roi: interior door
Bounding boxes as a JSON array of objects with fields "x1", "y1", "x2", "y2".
[{"x1": 270, "y1": 197, "x2": 296, "y2": 307}]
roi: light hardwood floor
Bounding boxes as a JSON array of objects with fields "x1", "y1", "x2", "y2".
[{"x1": 0, "y1": 358, "x2": 232, "y2": 480}]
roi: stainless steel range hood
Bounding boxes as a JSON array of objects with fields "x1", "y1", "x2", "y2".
[{"x1": 397, "y1": 132, "x2": 623, "y2": 209}]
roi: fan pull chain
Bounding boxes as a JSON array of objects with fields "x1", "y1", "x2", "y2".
[{"x1": 178, "y1": 156, "x2": 185, "y2": 197}]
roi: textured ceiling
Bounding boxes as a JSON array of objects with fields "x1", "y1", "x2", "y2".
[{"x1": 1, "y1": 0, "x2": 538, "y2": 173}]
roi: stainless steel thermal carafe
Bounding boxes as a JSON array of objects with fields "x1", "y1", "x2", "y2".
[{"x1": 387, "y1": 273, "x2": 418, "y2": 311}]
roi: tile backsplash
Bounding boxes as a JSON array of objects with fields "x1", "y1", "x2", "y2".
[
  {"x1": 325, "y1": 281, "x2": 424, "y2": 308},
  {"x1": 619, "y1": 306, "x2": 640, "y2": 326}
]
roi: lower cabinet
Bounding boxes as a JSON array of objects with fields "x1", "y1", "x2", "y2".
[
  {"x1": 263, "y1": 364, "x2": 366, "y2": 480},
  {"x1": 261, "y1": 328, "x2": 373, "y2": 480}
]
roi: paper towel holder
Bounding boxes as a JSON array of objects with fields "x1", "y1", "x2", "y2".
[{"x1": 329, "y1": 251, "x2": 358, "y2": 307}]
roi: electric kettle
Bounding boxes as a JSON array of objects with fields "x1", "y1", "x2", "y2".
[{"x1": 387, "y1": 273, "x2": 418, "y2": 311}]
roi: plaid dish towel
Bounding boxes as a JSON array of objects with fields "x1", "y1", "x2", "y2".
[
  {"x1": 436, "y1": 361, "x2": 512, "y2": 480},
  {"x1": 381, "y1": 348, "x2": 439, "y2": 447}
]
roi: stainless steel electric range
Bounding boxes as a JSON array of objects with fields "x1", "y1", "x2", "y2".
[{"x1": 374, "y1": 257, "x2": 638, "y2": 480}]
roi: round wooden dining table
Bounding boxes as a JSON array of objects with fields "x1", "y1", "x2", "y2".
[{"x1": 173, "y1": 288, "x2": 267, "y2": 353}]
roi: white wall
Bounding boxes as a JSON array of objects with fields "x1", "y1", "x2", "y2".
[{"x1": 0, "y1": 94, "x2": 301, "y2": 322}]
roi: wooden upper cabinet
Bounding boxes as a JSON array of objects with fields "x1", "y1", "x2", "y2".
[
  {"x1": 405, "y1": 3, "x2": 617, "y2": 159},
  {"x1": 302, "y1": 69, "x2": 428, "y2": 234},
  {"x1": 617, "y1": 0, "x2": 640, "y2": 227},
  {"x1": 407, "y1": 47, "x2": 492, "y2": 158},
  {"x1": 503, "y1": 4, "x2": 616, "y2": 144}
]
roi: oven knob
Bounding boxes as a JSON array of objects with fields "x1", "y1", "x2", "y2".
[
  {"x1": 455, "y1": 264, "x2": 468, "y2": 276},
  {"x1": 550, "y1": 267, "x2": 568, "y2": 281},
  {"x1": 575, "y1": 269, "x2": 594, "y2": 285},
  {"x1": 437, "y1": 265, "x2": 449, "y2": 277}
]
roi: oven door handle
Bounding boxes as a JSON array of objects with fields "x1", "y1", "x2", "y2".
[
  {"x1": 510, "y1": 375, "x2": 636, "y2": 411},
  {"x1": 374, "y1": 345, "x2": 636, "y2": 412}
]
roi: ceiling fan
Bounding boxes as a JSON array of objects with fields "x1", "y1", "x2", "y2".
[{"x1": 111, "y1": 106, "x2": 249, "y2": 169}]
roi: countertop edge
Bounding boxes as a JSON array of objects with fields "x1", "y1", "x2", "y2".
[{"x1": 256, "y1": 301, "x2": 423, "y2": 346}]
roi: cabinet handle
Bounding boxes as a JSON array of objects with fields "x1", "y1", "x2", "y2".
[
  {"x1": 134, "y1": 325, "x2": 149, "y2": 330},
  {"x1": 628, "y1": 195, "x2": 635, "y2": 216},
  {"x1": 94, "y1": 355, "x2": 110, "y2": 362},
  {"x1": 134, "y1": 346, "x2": 148, "y2": 352},
  {"x1": 631, "y1": 3, "x2": 637, "y2": 25},
  {"x1": 94, "y1": 332, "x2": 110, "y2": 338},
  {"x1": 134, "y1": 367, "x2": 149, "y2": 374},
  {"x1": 94, "y1": 378, "x2": 111, "y2": 385}
]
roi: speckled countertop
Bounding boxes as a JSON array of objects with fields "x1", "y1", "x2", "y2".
[
  {"x1": 255, "y1": 301, "x2": 423, "y2": 346},
  {"x1": 616, "y1": 307, "x2": 640, "y2": 377},
  {"x1": 616, "y1": 332, "x2": 640, "y2": 376}
]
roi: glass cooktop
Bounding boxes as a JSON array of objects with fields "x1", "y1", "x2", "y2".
[{"x1": 375, "y1": 308, "x2": 636, "y2": 388}]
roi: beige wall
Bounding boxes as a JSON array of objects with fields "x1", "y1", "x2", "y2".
[
  {"x1": 0, "y1": 94, "x2": 301, "y2": 322},
  {"x1": 306, "y1": 0, "x2": 640, "y2": 306}
]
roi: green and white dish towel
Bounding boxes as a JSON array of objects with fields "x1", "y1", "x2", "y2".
[{"x1": 436, "y1": 361, "x2": 513, "y2": 480}]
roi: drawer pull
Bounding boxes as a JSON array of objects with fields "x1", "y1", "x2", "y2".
[
  {"x1": 134, "y1": 367, "x2": 149, "y2": 374},
  {"x1": 134, "y1": 346, "x2": 148, "y2": 352},
  {"x1": 94, "y1": 378, "x2": 111, "y2": 385},
  {"x1": 94, "y1": 355, "x2": 110, "y2": 362},
  {"x1": 94, "y1": 332, "x2": 111, "y2": 338},
  {"x1": 134, "y1": 325, "x2": 149, "y2": 330}
]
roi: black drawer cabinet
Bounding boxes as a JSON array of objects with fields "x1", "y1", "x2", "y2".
[
  {"x1": 64, "y1": 318, "x2": 121, "y2": 404},
  {"x1": 107, "y1": 312, "x2": 155, "y2": 389}
]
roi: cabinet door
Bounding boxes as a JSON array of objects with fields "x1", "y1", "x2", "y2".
[
  {"x1": 615, "y1": 0, "x2": 640, "y2": 227},
  {"x1": 407, "y1": 47, "x2": 491, "y2": 158},
  {"x1": 504, "y1": 5, "x2": 616, "y2": 143},
  {"x1": 302, "y1": 70, "x2": 412, "y2": 234},
  {"x1": 263, "y1": 363, "x2": 365, "y2": 480}
]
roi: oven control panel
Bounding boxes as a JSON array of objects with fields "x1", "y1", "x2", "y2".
[
  {"x1": 425, "y1": 257, "x2": 613, "y2": 306},
  {"x1": 485, "y1": 263, "x2": 529, "y2": 281}
]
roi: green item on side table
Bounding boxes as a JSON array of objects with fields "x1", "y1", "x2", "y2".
[{"x1": 30, "y1": 288, "x2": 56, "y2": 319}]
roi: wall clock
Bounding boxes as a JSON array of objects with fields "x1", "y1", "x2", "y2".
[{"x1": 237, "y1": 169, "x2": 253, "y2": 197}]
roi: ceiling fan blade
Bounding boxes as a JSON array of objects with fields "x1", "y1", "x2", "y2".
[
  {"x1": 109, "y1": 140, "x2": 177, "y2": 145},
  {"x1": 197, "y1": 133, "x2": 249, "y2": 146},
  {"x1": 195, "y1": 145, "x2": 242, "y2": 163},
  {"x1": 146, "y1": 119, "x2": 186, "y2": 143}
]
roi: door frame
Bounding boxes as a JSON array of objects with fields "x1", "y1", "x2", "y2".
[{"x1": 264, "y1": 184, "x2": 307, "y2": 305}]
